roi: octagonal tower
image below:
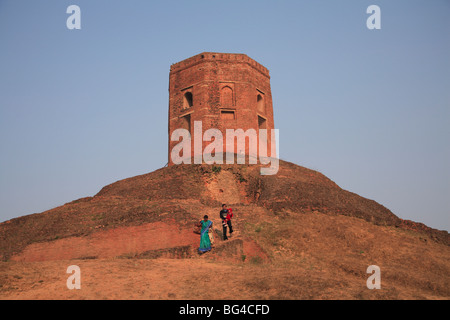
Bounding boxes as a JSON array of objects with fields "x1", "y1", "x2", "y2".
[{"x1": 168, "y1": 52, "x2": 275, "y2": 165}]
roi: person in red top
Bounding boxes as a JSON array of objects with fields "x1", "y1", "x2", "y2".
[
  {"x1": 219, "y1": 204, "x2": 234, "y2": 240},
  {"x1": 225, "y1": 207, "x2": 234, "y2": 236}
]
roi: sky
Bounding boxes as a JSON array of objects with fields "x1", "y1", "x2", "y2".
[{"x1": 0, "y1": 0, "x2": 449, "y2": 231}]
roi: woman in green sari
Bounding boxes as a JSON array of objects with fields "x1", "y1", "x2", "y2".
[{"x1": 198, "y1": 215, "x2": 213, "y2": 253}]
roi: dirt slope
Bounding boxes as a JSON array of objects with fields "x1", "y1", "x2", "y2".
[{"x1": 0, "y1": 160, "x2": 449, "y2": 299}]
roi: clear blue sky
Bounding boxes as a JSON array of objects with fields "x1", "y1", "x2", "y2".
[{"x1": 0, "y1": 0, "x2": 449, "y2": 231}]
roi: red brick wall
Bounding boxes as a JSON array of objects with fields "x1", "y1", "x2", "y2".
[{"x1": 168, "y1": 52, "x2": 275, "y2": 165}]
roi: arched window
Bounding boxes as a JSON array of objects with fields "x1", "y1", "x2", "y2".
[
  {"x1": 221, "y1": 86, "x2": 233, "y2": 107},
  {"x1": 183, "y1": 92, "x2": 193, "y2": 109},
  {"x1": 181, "y1": 114, "x2": 191, "y2": 134},
  {"x1": 257, "y1": 94, "x2": 265, "y2": 113},
  {"x1": 258, "y1": 115, "x2": 267, "y2": 130}
]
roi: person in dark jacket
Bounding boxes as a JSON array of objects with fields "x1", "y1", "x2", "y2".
[
  {"x1": 219, "y1": 204, "x2": 233, "y2": 240},
  {"x1": 219, "y1": 204, "x2": 228, "y2": 240}
]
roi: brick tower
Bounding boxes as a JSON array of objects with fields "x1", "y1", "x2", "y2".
[{"x1": 168, "y1": 52, "x2": 274, "y2": 165}]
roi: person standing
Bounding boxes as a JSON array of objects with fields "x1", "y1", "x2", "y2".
[
  {"x1": 198, "y1": 215, "x2": 213, "y2": 253},
  {"x1": 226, "y1": 207, "x2": 234, "y2": 236},
  {"x1": 220, "y1": 204, "x2": 233, "y2": 240}
]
